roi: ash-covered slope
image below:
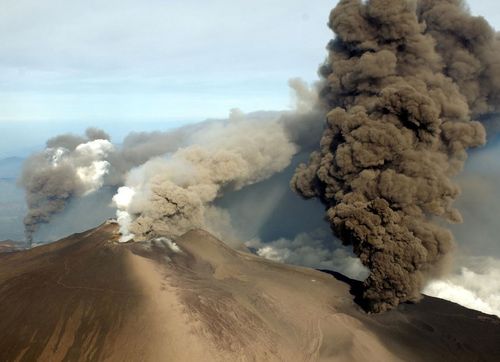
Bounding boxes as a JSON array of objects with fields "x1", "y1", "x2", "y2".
[{"x1": 0, "y1": 223, "x2": 499, "y2": 362}]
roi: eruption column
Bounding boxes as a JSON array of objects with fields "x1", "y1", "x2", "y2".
[{"x1": 291, "y1": 0, "x2": 499, "y2": 312}]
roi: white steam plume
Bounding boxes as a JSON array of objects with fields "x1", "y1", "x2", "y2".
[
  {"x1": 112, "y1": 186, "x2": 136, "y2": 242},
  {"x1": 74, "y1": 139, "x2": 114, "y2": 194},
  {"x1": 246, "y1": 229, "x2": 369, "y2": 281},
  {"x1": 424, "y1": 256, "x2": 500, "y2": 317}
]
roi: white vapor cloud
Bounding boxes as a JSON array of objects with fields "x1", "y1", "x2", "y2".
[
  {"x1": 246, "y1": 229, "x2": 369, "y2": 281},
  {"x1": 424, "y1": 257, "x2": 500, "y2": 317}
]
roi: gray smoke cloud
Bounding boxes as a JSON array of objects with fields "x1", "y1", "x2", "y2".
[
  {"x1": 19, "y1": 124, "x2": 193, "y2": 244},
  {"x1": 291, "y1": 0, "x2": 500, "y2": 312},
  {"x1": 20, "y1": 128, "x2": 114, "y2": 245},
  {"x1": 112, "y1": 112, "x2": 298, "y2": 242},
  {"x1": 19, "y1": 80, "x2": 324, "y2": 245},
  {"x1": 113, "y1": 87, "x2": 323, "y2": 242}
]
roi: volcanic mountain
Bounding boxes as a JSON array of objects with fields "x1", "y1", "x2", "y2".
[{"x1": 0, "y1": 222, "x2": 499, "y2": 361}]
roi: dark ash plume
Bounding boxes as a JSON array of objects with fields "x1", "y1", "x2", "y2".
[
  {"x1": 20, "y1": 129, "x2": 113, "y2": 246},
  {"x1": 292, "y1": 0, "x2": 499, "y2": 313},
  {"x1": 417, "y1": 0, "x2": 500, "y2": 117}
]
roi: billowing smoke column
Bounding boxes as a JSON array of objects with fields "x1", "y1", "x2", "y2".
[
  {"x1": 292, "y1": 0, "x2": 500, "y2": 312},
  {"x1": 21, "y1": 128, "x2": 114, "y2": 245},
  {"x1": 113, "y1": 110, "x2": 298, "y2": 242}
]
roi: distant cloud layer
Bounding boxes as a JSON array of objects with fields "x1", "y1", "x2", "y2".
[
  {"x1": 0, "y1": 0, "x2": 335, "y2": 121},
  {"x1": 425, "y1": 257, "x2": 500, "y2": 317}
]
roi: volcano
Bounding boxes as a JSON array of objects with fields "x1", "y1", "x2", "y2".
[{"x1": 0, "y1": 222, "x2": 499, "y2": 361}]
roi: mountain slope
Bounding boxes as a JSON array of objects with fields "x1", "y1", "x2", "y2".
[{"x1": 0, "y1": 222, "x2": 499, "y2": 361}]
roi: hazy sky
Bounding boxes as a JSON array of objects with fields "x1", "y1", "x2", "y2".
[
  {"x1": 0, "y1": 0, "x2": 499, "y2": 157},
  {"x1": 0, "y1": 0, "x2": 497, "y2": 122},
  {"x1": 0, "y1": 0, "x2": 334, "y2": 123}
]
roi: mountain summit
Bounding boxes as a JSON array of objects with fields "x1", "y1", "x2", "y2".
[{"x1": 0, "y1": 222, "x2": 499, "y2": 361}]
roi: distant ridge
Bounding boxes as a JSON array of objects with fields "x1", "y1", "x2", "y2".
[{"x1": 0, "y1": 239, "x2": 24, "y2": 253}]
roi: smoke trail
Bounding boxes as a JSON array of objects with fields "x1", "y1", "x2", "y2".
[
  {"x1": 292, "y1": 0, "x2": 500, "y2": 312},
  {"x1": 18, "y1": 80, "x2": 321, "y2": 244},
  {"x1": 107, "y1": 81, "x2": 321, "y2": 243},
  {"x1": 20, "y1": 128, "x2": 114, "y2": 245},
  {"x1": 113, "y1": 110, "x2": 298, "y2": 242}
]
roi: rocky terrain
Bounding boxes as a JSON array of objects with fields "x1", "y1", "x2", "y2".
[{"x1": 0, "y1": 222, "x2": 499, "y2": 361}]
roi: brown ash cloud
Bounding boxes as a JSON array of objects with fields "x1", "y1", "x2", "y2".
[{"x1": 292, "y1": 0, "x2": 500, "y2": 312}]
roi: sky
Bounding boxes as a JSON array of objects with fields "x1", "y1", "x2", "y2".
[
  {"x1": 0, "y1": 0, "x2": 499, "y2": 157},
  {"x1": 0, "y1": 0, "x2": 333, "y2": 123}
]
